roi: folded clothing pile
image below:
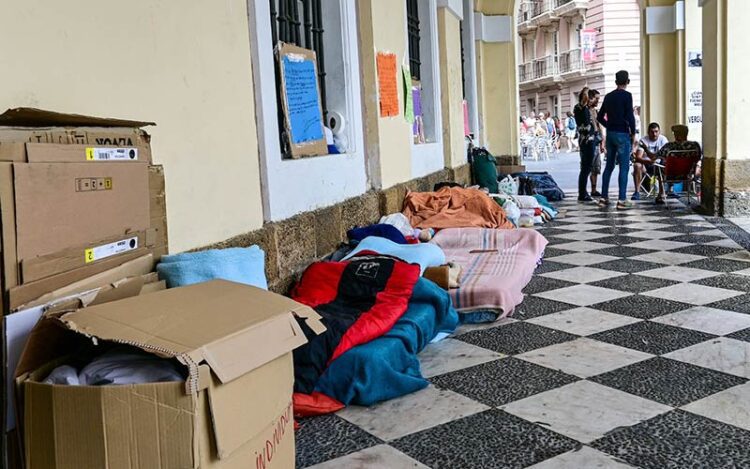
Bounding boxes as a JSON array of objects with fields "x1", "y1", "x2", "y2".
[{"x1": 43, "y1": 346, "x2": 184, "y2": 386}]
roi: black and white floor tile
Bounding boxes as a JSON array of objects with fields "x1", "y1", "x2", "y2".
[{"x1": 297, "y1": 196, "x2": 750, "y2": 469}]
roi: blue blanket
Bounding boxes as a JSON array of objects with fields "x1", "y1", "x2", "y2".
[
  {"x1": 343, "y1": 236, "x2": 445, "y2": 274},
  {"x1": 314, "y1": 278, "x2": 458, "y2": 406},
  {"x1": 156, "y1": 246, "x2": 268, "y2": 289}
]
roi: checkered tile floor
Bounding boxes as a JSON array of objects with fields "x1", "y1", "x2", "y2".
[{"x1": 296, "y1": 196, "x2": 750, "y2": 469}]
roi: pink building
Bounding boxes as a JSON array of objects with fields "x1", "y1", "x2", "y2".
[{"x1": 517, "y1": 0, "x2": 641, "y2": 120}]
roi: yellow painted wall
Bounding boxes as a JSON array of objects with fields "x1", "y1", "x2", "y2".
[
  {"x1": 438, "y1": 8, "x2": 467, "y2": 168},
  {"x1": 474, "y1": 0, "x2": 519, "y2": 158},
  {"x1": 476, "y1": 41, "x2": 520, "y2": 157},
  {"x1": 640, "y1": 0, "x2": 681, "y2": 134},
  {"x1": 0, "y1": 0, "x2": 264, "y2": 253},
  {"x1": 724, "y1": 1, "x2": 750, "y2": 160},
  {"x1": 360, "y1": 0, "x2": 414, "y2": 189}
]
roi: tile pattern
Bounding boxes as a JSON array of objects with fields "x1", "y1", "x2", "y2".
[{"x1": 297, "y1": 196, "x2": 750, "y2": 468}]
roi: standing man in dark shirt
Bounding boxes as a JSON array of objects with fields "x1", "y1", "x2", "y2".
[{"x1": 597, "y1": 70, "x2": 637, "y2": 210}]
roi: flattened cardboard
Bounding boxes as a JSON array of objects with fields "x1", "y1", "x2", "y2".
[
  {"x1": 26, "y1": 143, "x2": 151, "y2": 164},
  {"x1": 0, "y1": 163, "x2": 18, "y2": 299},
  {"x1": 21, "y1": 230, "x2": 152, "y2": 283},
  {"x1": 276, "y1": 42, "x2": 328, "y2": 158},
  {"x1": 0, "y1": 108, "x2": 155, "y2": 128},
  {"x1": 19, "y1": 254, "x2": 153, "y2": 310},
  {"x1": 14, "y1": 162, "x2": 150, "y2": 261},
  {"x1": 9, "y1": 248, "x2": 149, "y2": 310},
  {"x1": 59, "y1": 280, "x2": 323, "y2": 389}
]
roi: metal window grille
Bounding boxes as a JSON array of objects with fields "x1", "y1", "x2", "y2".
[
  {"x1": 270, "y1": 0, "x2": 327, "y2": 155},
  {"x1": 460, "y1": 21, "x2": 466, "y2": 99},
  {"x1": 406, "y1": 0, "x2": 421, "y2": 81}
]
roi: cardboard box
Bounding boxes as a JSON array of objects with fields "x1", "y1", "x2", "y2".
[
  {"x1": 496, "y1": 164, "x2": 527, "y2": 175},
  {"x1": 0, "y1": 108, "x2": 154, "y2": 163},
  {"x1": 14, "y1": 162, "x2": 150, "y2": 261},
  {"x1": 15, "y1": 280, "x2": 324, "y2": 469}
]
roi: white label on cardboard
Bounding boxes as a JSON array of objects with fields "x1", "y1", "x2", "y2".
[
  {"x1": 85, "y1": 237, "x2": 138, "y2": 263},
  {"x1": 85, "y1": 147, "x2": 139, "y2": 161}
]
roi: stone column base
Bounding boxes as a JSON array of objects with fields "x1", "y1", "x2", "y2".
[{"x1": 701, "y1": 158, "x2": 750, "y2": 217}]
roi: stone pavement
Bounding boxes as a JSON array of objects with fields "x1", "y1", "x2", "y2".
[{"x1": 296, "y1": 195, "x2": 750, "y2": 469}]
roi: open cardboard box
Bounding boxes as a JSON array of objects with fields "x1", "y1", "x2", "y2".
[{"x1": 14, "y1": 280, "x2": 324, "y2": 469}]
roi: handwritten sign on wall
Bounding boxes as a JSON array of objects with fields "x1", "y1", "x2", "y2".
[
  {"x1": 277, "y1": 43, "x2": 327, "y2": 158},
  {"x1": 377, "y1": 52, "x2": 399, "y2": 117}
]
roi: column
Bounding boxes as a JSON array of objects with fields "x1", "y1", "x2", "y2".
[
  {"x1": 437, "y1": 0, "x2": 467, "y2": 168},
  {"x1": 474, "y1": 0, "x2": 520, "y2": 164},
  {"x1": 701, "y1": 0, "x2": 750, "y2": 216}
]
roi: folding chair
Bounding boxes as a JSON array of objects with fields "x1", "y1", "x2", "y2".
[{"x1": 652, "y1": 148, "x2": 702, "y2": 206}]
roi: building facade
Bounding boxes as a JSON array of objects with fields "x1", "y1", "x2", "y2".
[
  {"x1": 517, "y1": 0, "x2": 641, "y2": 121},
  {"x1": 0, "y1": 0, "x2": 744, "y2": 295}
]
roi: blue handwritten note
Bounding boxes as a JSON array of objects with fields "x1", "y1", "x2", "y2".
[{"x1": 282, "y1": 56, "x2": 324, "y2": 144}]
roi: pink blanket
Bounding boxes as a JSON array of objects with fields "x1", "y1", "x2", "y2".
[{"x1": 430, "y1": 228, "x2": 548, "y2": 319}]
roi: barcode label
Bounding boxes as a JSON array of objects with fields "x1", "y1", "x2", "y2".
[
  {"x1": 84, "y1": 237, "x2": 138, "y2": 263},
  {"x1": 85, "y1": 147, "x2": 138, "y2": 161}
]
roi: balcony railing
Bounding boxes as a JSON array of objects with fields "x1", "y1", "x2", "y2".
[
  {"x1": 519, "y1": 0, "x2": 587, "y2": 24},
  {"x1": 518, "y1": 62, "x2": 534, "y2": 82},
  {"x1": 531, "y1": 0, "x2": 552, "y2": 18},
  {"x1": 559, "y1": 48, "x2": 584, "y2": 74},
  {"x1": 519, "y1": 50, "x2": 585, "y2": 83}
]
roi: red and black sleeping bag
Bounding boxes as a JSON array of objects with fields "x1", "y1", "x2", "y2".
[{"x1": 291, "y1": 256, "x2": 420, "y2": 414}]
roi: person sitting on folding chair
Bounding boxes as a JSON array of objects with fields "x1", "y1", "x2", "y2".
[
  {"x1": 654, "y1": 125, "x2": 702, "y2": 203},
  {"x1": 632, "y1": 122, "x2": 669, "y2": 202}
]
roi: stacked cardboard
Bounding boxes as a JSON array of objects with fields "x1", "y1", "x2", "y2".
[
  {"x1": 0, "y1": 108, "x2": 168, "y2": 314},
  {"x1": 0, "y1": 108, "x2": 169, "y2": 467}
]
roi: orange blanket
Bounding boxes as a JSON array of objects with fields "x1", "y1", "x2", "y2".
[{"x1": 402, "y1": 187, "x2": 515, "y2": 230}]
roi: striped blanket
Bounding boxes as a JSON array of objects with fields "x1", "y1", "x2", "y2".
[{"x1": 430, "y1": 227, "x2": 548, "y2": 319}]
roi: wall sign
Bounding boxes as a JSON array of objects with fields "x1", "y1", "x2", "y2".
[{"x1": 277, "y1": 42, "x2": 327, "y2": 158}]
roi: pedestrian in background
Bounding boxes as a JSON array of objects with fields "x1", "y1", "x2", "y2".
[
  {"x1": 574, "y1": 87, "x2": 596, "y2": 202},
  {"x1": 597, "y1": 70, "x2": 637, "y2": 210}
]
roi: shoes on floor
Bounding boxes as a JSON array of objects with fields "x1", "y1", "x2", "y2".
[
  {"x1": 591, "y1": 191, "x2": 602, "y2": 197},
  {"x1": 655, "y1": 197, "x2": 666, "y2": 205},
  {"x1": 597, "y1": 198, "x2": 610, "y2": 208},
  {"x1": 617, "y1": 200, "x2": 634, "y2": 210},
  {"x1": 578, "y1": 195, "x2": 593, "y2": 202},
  {"x1": 631, "y1": 192, "x2": 641, "y2": 201}
]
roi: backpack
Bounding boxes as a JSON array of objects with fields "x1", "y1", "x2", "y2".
[
  {"x1": 567, "y1": 118, "x2": 576, "y2": 130},
  {"x1": 469, "y1": 147, "x2": 499, "y2": 193}
]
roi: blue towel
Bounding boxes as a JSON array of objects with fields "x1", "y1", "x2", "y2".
[
  {"x1": 342, "y1": 236, "x2": 445, "y2": 274},
  {"x1": 157, "y1": 246, "x2": 267, "y2": 289},
  {"x1": 347, "y1": 224, "x2": 408, "y2": 244},
  {"x1": 315, "y1": 278, "x2": 459, "y2": 406}
]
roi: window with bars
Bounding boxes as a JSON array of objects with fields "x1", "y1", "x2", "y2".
[
  {"x1": 406, "y1": 0, "x2": 421, "y2": 81},
  {"x1": 269, "y1": 0, "x2": 327, "y2": 157}
]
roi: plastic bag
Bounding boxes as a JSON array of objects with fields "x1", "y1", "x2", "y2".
[{"x1": 498, "y1": 175, "x2": 518, "y2": 196}]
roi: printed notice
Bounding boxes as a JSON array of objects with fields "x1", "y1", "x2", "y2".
[
  {"x1": 377, "y1": 52, "x2": 399, "y2": 117},
  {"x1": 282, "y1": 56, "x2": 324, "y2": 144},
  {"x1": 402, "y1": 65, "x2": 414, "y2": 124},
  {"x1": 84, "y1": 237, "x2": 138, "y2": 263},
  {"x1": 86, "y1": 147, "x2": 138, "y2": 161}
]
